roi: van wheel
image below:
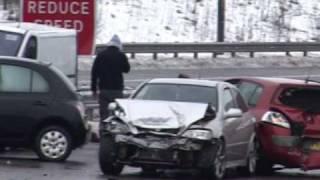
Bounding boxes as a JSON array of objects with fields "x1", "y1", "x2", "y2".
[
  {"x1": 34, "y1": 126, "x2": 72, "y2": 162},
  {"x1": 99, "y1": 135, "x2": 123, "y2": 175},
  {"x1": 142, "y1": 167, "x2": 157, "y2": 175}
]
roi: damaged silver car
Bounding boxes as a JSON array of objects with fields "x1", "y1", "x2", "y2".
[{"x1": 99, "y1": 78, "x2": 257, "y2": 179}]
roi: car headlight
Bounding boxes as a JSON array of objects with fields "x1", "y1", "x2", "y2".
[
  {"x1": 182, "y1": 129, "x2": 213, "y2": 140},
  {"x1": 261, "y1": 111, "x2": 290, "y2": 129},
  {"x1": 103, "y1": 120, "x2": 130, "y2": 134}
]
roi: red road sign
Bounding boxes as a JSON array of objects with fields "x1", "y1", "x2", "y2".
[{"x1": 21, "y1": 0, "x2": 95, "y2": 55}]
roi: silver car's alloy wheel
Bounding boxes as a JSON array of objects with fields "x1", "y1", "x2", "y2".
[
  {"x1": 40, "y1": 130, "x2": 68, "y2": 159},
  {"x1": 248, "y1": 143, "x2": 257, "y2": 174},
  {"x1": 214, "y1": 143, "x2": 226, "y2": 179}
]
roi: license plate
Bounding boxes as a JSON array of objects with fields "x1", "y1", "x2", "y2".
[{"x1": 310, "y1": 143, "x2": 320, "y2": 151}]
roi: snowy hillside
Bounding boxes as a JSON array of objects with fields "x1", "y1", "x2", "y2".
[
  {"x1": 1, "y1": 0, "x2": 320, "y2": 43},
  {"x1": 96, "y1": 0, "x2": 320, "y2": 43}
]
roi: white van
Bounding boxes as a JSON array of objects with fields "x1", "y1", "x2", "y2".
[{"x1": 0, "y1": 22, "x2": 78, "y2": 85}]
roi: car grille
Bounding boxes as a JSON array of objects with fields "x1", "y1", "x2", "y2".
[{"x1": 136, "y1": 127, "x2": 180, "y2": 135}]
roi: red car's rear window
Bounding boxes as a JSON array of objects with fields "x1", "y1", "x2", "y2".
[{"x1": 277, "y1": 86, "x2": 320, "y2": 112}]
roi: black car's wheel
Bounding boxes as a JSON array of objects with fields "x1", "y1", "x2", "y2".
[
  {"x1": 141, "y1": 167, "x2": 157, "y2": 175},
  {"x1": 34, "y1": 126, "x2": 72, "y2": 162},
  {"x1": 202, "y1": 141, "x2": 226, "y2": 180},
  {"x1": 99, "y1": 135, "x2": 123, "y2": 176},
  {"x1": 238, "y1": 138, "x2": 258, "y2": 176}
]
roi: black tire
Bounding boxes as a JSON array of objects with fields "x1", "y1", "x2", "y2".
[
  {"x1": 99, "y1": 135, "x2": 123, "y2": 176},
  {"x1": 34, "y1": 126, "x2": 73, "y2": 162},
  {"x1": 238, "y1": 138, "x2": 258, "y2": 176},
  {"x1": 202, "y1": 140, "x2": 226, "y2": 180},
  {"x1": 256, "y1": 141, "x2": 274, "y2": 175},
  {"x1": 141, "y1": 167, "x2": 157, "y2": 175}
]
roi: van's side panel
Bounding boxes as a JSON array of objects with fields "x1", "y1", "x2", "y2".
[{"x1": 37, "y1": 35, "x2": 77, "y2": 83}]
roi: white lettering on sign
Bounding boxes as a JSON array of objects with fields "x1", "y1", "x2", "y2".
[
  {"x1": 27, "y1": 1, "x2": 90, "y2": 15},
  {"x1": 34, "y1": 19, "x2": 84, "y2": 32},
  {"x1": 28, "y1": 1, "x2": 37, "y2": 14}
]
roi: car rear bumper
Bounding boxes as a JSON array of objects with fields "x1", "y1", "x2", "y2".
[{"x1": 258, "y1": 122, "x2": 320, "y2": 170}]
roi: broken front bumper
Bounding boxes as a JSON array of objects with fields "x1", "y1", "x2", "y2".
[{"x1": 109, "y1": 134, "x2": 217, "y2": 168}]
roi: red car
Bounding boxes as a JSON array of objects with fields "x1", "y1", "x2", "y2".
[{"x1": 227, "y1": 77, "x2": 320, "y2": 173}]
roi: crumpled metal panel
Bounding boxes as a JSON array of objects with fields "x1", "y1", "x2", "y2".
[
  {"x1": 115, "y1": 134, "x2": 204, "y2": 151},
  {"x1": 115, "y1": 99, "x2": 209, "y2": 129}
]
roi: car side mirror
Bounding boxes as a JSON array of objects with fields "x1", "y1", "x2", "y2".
[{"x1": 224, "y1": 108, "x2": 243, "y2": 119}]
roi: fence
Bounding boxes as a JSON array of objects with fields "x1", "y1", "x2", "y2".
[{"x1": 96, "y1": 42, "x2": 320, "y2": 59}]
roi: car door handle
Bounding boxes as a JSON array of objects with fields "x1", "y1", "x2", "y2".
[{"x1": 33, "y1": 101, "x2": 47, "y2": 106}]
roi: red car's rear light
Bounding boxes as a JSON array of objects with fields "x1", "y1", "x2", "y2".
[{"x1": 261, "y1": 111, "x2": 290, "y2": 129}]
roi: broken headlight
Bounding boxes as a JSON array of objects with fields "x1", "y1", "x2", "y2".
[
  {"x1": 182, "y1": 129, "x2": 213, "y2": 140},
  {"x1": 103, "y1": 120, "x2": 130, "y2": 134},
  {"x1": 261, "y1": 111, "x2": 290, "y2": 129}
]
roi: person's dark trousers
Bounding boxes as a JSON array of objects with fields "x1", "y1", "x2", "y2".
[{"x1": 98, "y1": 89, "x2": 123, "y2": 122}]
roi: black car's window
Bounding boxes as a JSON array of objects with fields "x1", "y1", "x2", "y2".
[
  {"x1": 223, "y1": 88, "x2": 237, "y2": 111},
  {"x1": 238, "y1": 81, "x2": 262, "y2": 107},
  {"x1": 0, "y1": 65, "x2": 49, "y2": 93},
  {"x1": 32, "y1": 71, "x2": 49, "y2": 92},
  {"x1": 0, "y1": 31, "x2": 23, "y2": 56},
  {"x1": 134, "y1": 83, "x2": 218, "y2": 108},
  {"x1": 0, "y1": 65, "x2": 31, "y2": 92}
]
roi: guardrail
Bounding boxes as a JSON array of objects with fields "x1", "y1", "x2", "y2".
[{"x1": 96, "y1": 42, "x2": 320, "y2": 59}]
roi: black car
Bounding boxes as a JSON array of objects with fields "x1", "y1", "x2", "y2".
[{"x1": 0, "y1": 56, "x2": 90, "y2": 161}]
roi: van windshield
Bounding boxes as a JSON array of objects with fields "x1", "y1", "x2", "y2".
[{"x1": 0, "y1": 31, "x2": 23, "y2": 56}]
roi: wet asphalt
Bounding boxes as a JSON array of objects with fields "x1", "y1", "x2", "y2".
[{"x1": 0, "y1": 143, "x2": 320, "y2": 180}]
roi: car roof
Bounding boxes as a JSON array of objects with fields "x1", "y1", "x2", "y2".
[
  {"x1": 234, "y1": 77, "x2": 320, "y2": 87},
  {"x1": 148, "y1": 78, "x2": 228, "y2": 87},
  {"x1": 0, "y1": 56, "x2": 51, "y2": 67}
]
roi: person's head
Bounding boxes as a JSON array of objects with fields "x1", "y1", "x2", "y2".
[{"x1": 107, "y1": 34, "x2": 123, "y2": 51}]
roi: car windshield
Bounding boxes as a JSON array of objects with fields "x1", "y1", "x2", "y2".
[
  {"x1": 134, "y1": 83, "x2": 218, "y2": 108},
  {"x1": 0, "y1": 31, "x2": 23, "y2": 56}
]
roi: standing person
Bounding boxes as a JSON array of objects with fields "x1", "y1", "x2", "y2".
[{"x1": 91, "y1": 35, "x2": 130, "y2": 121}]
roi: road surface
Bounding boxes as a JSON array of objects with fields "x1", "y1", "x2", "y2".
[
  {"x1": 0, "y1": 143, "x2": 320, "y2": 180},
  {"x1": 79, "y1": 67, "x2": 320, "y2": 88}
]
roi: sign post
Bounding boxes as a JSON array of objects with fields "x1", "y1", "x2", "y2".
[
  {"x1": 217, "y1": 0, "x2": 225, "y2": 42},
  {"x1": 21, "y1": 0, "x2": 95, "y2": 55}
]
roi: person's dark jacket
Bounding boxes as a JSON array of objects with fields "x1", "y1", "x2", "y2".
[{"x1": 91, "y1": 47, "x2": 130, "y2": 92}]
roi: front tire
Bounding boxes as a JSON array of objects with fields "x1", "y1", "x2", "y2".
[
  {"x1": 99, "y1": 135, "x2": 123, "y2": 175},
  {"x1": 34, "y1": 126, "x2": 72, "y2": 162},
  {"x1": 202, "y1": 140, "x2": 226, "y2": 180},
  {"x1": 256, "y1": 140, "x2": 274, "y2": 175}
]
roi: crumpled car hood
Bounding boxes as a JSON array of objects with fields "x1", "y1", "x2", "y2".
[{"x1": 115, "y1": 99, "x2": 209, "y2": 129}]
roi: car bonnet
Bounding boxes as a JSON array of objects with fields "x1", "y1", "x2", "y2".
[{"x1": 115, "y1": 99, "x2": 209, "y2": 129}]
